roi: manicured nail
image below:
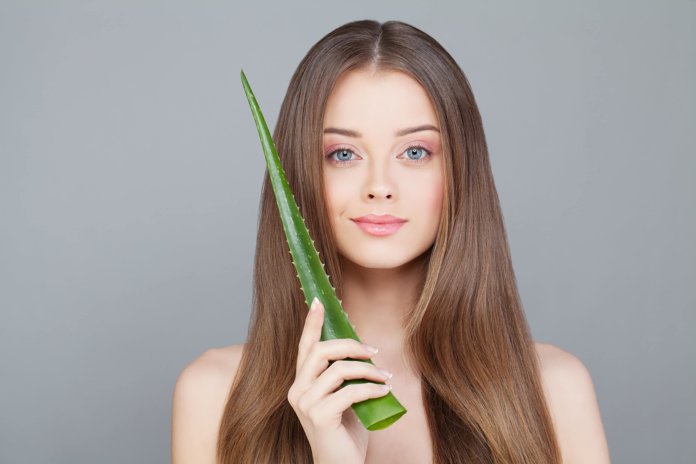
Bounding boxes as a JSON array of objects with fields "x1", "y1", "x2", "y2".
[
  {"x1": 381, "y1": 384, "x2": 392, "y2": 391},
  {"x1": 362, "y1": 344, "x2": 379, "y2": 354},
  {"x1": 379, "y1": 369, "x2": 393, "y2": 379},
  {"x1": 310, "y1": 297, "x2": 319, "y2": 311}
]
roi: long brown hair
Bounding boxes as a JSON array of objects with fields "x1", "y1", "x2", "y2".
[{"x1": 218, "y1": 19, "x2": 561, "y2": 463}]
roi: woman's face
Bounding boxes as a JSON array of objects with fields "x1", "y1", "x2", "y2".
[{"x1": 322, "y1": 68, "x2": 445, "y2": 270}]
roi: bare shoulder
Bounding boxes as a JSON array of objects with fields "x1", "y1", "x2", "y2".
[
  {"x1": 171, "y1": 344, "x2": 246, "y2": 464},
  {"x1": 533, "y1": 342, "x2": 611, "y2": 463}
]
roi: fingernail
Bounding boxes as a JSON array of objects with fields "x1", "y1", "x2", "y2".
[
  {"x1": 379, "y1": 369, "x2": 393, "y2": 379},
  {"x1": 362, "y1": 344, "x2": 378, "y2": 354},
  {"x1": 310, "y1": 297, "x2": 319, "y2": 311},
  {"x1": 381, "y1": 384, "x2": 392, "y2": 391}
]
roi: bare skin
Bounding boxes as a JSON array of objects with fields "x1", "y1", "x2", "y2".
[{"x1": 172, "y1": 341, "x2": 611, "y2": 463}]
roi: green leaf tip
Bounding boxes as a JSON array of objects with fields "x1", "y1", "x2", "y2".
[{"x1": 240, "y1": 70, "x2": 407, "y2": 431}]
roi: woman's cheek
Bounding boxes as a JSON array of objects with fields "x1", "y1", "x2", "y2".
[
  {"x1": 424, "y1": 173, "x2": 445, "y2": 221},
  {"x1": 323, "y1": 182, "x2": 345, "y2": 221}
]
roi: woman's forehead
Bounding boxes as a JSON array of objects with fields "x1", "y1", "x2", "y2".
[{"x1": 323, "y1": 69, "x2": 439, "y2": 133}]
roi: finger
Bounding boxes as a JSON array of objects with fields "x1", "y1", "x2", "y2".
[
  {"x1": 329, "y1": 381, "x2": 392, "y2": 411},
  {"x1": 295, "y1": 338, "x2": 378, "y2": 388},
  {"x1": 310, "y1": 382, "x2": 392, "y2": 425},
  {"x1": 322, "y1": 360, "x2": 392, "y2": 393},
  {"x1": 300, "y1": 359, "x2": 392, "y2": 406},
  {"x1": 296, "y1": 297, "x2": 325, "y2": 372}
]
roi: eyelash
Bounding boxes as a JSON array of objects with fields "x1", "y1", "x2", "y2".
[{"x1": 325, "y1": 144, "x2": 433, "y2": 166}]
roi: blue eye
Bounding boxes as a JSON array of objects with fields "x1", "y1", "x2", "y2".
[
  {"x1": 326, "y1": 145, "x2": 432, "y2": 166},
  {"x1": 328, "y1": 148, "x2": 356, "y2": 164},
  {"x1": 403, "y1": 146, "x2": 430, "y2": 162}
]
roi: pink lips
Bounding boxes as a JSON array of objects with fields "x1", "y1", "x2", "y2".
[{"x1": 351, "y1": 214, "x2": 407, "y2": 236}]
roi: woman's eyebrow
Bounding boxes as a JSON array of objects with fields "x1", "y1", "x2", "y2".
[{"x1": 323, "y1": 124, "x2": 440, "y2": 138}]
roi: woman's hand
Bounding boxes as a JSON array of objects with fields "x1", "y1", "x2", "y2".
[{"x1": 287, "y1": 297, "x2": 394, "y2": 464}]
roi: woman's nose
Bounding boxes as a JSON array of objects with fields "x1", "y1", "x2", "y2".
[{"x1": 362, "y1": 153, "x2": 397, "y2": 200}]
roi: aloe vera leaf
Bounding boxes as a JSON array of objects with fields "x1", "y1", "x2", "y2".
[{"x1": 240, "y1": 69, "x2": 407, "y2": 430}]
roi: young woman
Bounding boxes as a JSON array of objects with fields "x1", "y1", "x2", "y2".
[{"x1": 172, "y1": 19, "x2": 610, "y2": 464}]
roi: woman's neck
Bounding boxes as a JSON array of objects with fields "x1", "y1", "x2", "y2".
[{"x1": 338, "y1": 253, "x2": 427, "y2": 367}]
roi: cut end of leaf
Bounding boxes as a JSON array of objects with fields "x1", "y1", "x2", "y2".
[{"x1": 366, "y1": 410, "x2": 408, "y2": 431}]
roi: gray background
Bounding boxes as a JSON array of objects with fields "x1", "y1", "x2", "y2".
[{"x1": 1, "y1": 1, "x2": 694, "y2": 463}]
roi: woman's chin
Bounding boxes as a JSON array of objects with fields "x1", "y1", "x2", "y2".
[{"x1": 338, "y1": 250, "x2": 426, "y2": 272}]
